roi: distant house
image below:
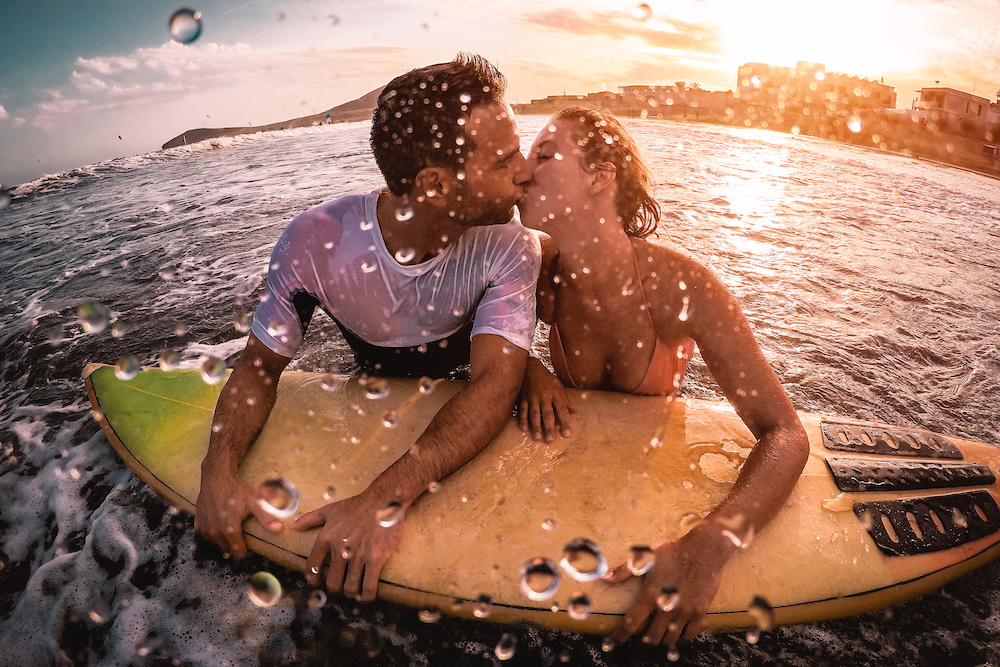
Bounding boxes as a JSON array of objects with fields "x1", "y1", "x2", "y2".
[
  {"x1": 618, "y1": 85, "x2": 732, "y2": 112},
  {"x1": 913, "y1": 87, "x2": 993, "y2": 126},
  {"x1": 736, "y1": 61, "x2": 896, "y2": 115}
]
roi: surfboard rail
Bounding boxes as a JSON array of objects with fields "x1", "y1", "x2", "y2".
[{"x1": 84, "y1": 363, "x2": 1000, "y2": 634}]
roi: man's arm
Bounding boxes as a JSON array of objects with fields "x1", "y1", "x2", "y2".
[
  {"x1": 292, "y1": 333, "x2": 528, "y2": 600},
  {"x1": 195, "y1": 332, "x2": 292, "y2": 556}
]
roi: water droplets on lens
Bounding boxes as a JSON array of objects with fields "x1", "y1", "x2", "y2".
[
  {"x1": 418, "y1": 377, "x2": 435, "y2": 394},
  {"x1": 473, "y1": 594, "x2": 493, "y2": 618},
  {"x1": 628, "y1": 545, "x2": 656, "y2": 575},
  {"x1": 234, "y1": 312, "x2": 251, "y2": 333},
  {"x1": 632, "y1": 3, "x2": 652, "y2": 21},
  {"x1": 200, "y1": 356, "x2": 226, "y2": 384},
  {"x1": 377, "y1": 501, "x2": 404, "y2": 527},
  {"x1": 748, "y1": 595, "x2": 774, "y2": 632},
  {"x1": 365, "y1": 378, "x2": 390, "y2": 400},
  {"x1": 159, "y1": 349, "x2": 181, "y2": 371},
  {"x1": 169, "y1": 8, "x2": 203, "y2": 44},
  {"x1": 247, "y1": 571, "x2": 282, "y2": 607},
  {"x1": 495, "y1": 633, "x2": 516, "y2": 660},
  {"x1": 78, "y1": 301, "x2": 110, "y2": 334},
  {"x1": 559, "y1": 538, "x2": 607, "y2": 581},
  {"x1": 418, "y1": 606, "x2": 441, "y2": 623},
  {"x1": 519, "y1": 557, "x2": 560, "y2": 600},
  {"x1": 395, "y1": 205, "x2": 414, "y2": 222},
  {"x1": 394, "y1": 247, "x2": 416, "y2": 263},
  {"x1": 307, "y1": 590, "x2": 327, "y2": 608},
  {"x1": 657, "y1": 586, "x2": 680, "y2": 612},
  {"x1": 114, "y1": 356, "x2": 140, "y2": 381},
  {"x1": 567, "y1": 592, "x2": 592, "y2": 620},
  {"x1": 258, "y1": 478, "x2": 299, "y2": 518}
]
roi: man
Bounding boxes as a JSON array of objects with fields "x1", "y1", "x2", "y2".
[{"x1": 195, "y1": 54, "x2": 539, "y2": 602}]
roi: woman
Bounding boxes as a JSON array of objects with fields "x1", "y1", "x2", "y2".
[{"x1": 516, "y1": 107, "x2": 809, "y2": 648}]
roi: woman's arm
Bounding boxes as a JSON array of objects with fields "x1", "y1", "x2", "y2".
[{"x1": 607, "y1": 247, "x2": 809, "y2": 646}]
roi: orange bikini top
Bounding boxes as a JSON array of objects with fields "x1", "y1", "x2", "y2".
[{"x1": 547, "y1": 248, "x2": 695, "y2": 396}]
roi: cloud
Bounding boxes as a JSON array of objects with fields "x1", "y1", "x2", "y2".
[
  {"x1": 0, "y1": 105, "x2": 8, "y2": 120},
  {"x1": 27, "y1": 41, "x2": 411, "y2": 131},
  {"x1": 520, "y1": 8, "x2": 722, "y2": 55}
]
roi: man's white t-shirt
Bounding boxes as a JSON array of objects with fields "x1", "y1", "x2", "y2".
[{"x1": 252, "y1": 189, "x2": 541, "y2": 363}]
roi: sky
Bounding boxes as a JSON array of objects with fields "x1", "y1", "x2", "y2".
[{"x1": 2, "y1": 0, "x2": 999, "y2": 188}]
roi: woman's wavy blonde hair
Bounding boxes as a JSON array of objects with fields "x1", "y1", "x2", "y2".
[{"x1": 551, "y1": 106, "x2": 660, "y2": 238}]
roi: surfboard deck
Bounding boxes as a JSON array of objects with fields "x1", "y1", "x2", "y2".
[{"x1": 83, "y1": 363, "x2": 1000, "y2": 634}]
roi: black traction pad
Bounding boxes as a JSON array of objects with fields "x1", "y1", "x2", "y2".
[
  {"x1": 854, "y1": 491, "x2": 1000, "y2": 556},
  {"x1": 822, "y1": 421, "x2": 962, "y2": 459},
  {"x1": 827, "y1": 457, "x2": 996, "y2": 493}
]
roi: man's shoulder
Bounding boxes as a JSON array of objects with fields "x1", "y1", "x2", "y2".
[
  {"x1": 467, "y1": 218, "x2": 542, "y2": 255},
  {"x1": 293, "y1": 191, "x2": 374, "y2": 226}
]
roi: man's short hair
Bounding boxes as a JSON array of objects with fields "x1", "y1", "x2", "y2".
[{"x1": 371, "y1": 53, "x2": 507, "y2": 196}]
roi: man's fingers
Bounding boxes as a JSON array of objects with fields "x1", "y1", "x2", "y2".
[
  {"x1": 518, "y1": 398, "x2": 530, "y2": 432},
  {"x1": 361, "y1": 561, "x2": 381, "y2": 601},
  {"x1": 540, "y1": 402, "x2": 557, "y2": 442},
  {"x1": 343, "y1": 554, "x2": 365, "y2": 598},
  {"x1": 250, "y1": 502, "x2": 284, "y2": 532},
  {"x1": 601, "y1": 562, "x2": 634, "y2": 585},
  {"x1": 554, "y1": 401, "x2": 574, "y2": 437},
  {"x1": 221, "y1": 523, "x2": 248, "y2": 558},
  {"x1": 290, "y1": 508, "x2": 326, "y2": 532},
  {"x1": 325, "y1": 547, "x2": 348, "y2": 593}
]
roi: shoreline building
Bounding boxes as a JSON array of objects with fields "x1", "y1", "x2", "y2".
[
  {"x1": 736, "y1": 61, "x2": 896, "y2": 118},
  {"x1": 911, "y1": 87, "x2": 997, "y2": 128}
]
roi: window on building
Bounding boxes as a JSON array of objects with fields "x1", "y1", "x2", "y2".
[
  {"x1": 966, "y1": 101, "x2": 971, "y2": 113},
  {"x1": 978, "y1": 104, "x2": 983, "y2": 116}
]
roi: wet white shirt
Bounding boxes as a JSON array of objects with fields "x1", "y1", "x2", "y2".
[{"x1": 252, "y1": 189, "x2": 541, "y2": 359}]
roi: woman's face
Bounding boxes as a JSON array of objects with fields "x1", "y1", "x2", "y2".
[{"x1": 517, "y1": 119, "x2": 592, "y2": 231}]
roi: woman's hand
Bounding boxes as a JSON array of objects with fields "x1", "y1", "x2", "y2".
[
  {"x1": 602, "y1": 521, "x2": 734, "y2": 647},
  {"x1": 517, "y1": 357, "x2": 576, "y2": 442}
]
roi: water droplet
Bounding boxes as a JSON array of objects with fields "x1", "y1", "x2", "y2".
[
  {"x1": 327, "y1": 13, "x2": 340, "y2": 25},
  {"x1": 247, "y1": 571, "x2": 282, "y2": 607},
  {"x1": 323, "y1": 485, "x2": 337, "y2": 501},
  {"x1": 622, "y1": 278, "x2": 639, "y2": 296},
  {"x1": 632, "y1": 3, "x2": 652, "y2": 21},
  {"x1": 376, "y1": 501, "x2": 404, "y2": 527},
  {"x1": 748, "y1": 595, "x2": 774, "y2": 631},
  {"x1": 601, "y1": 637, "x2": 616, "y2": 652},
  {"x1": 460, "y1": 93, "x2": 472, "y2": 104},
  {"x1": 418, "y1": 377, "x2": 435, "y2": 394},
  {"x1": 258, "y1": 478, "x2": 299, "y2": 518},
  {"x1": 114, "y1": 356, "x2": 140, "y2": 380},
  {"x1": 136, "y1": 633, "x2": 163, "y2": 656},
  {"x1": 88, "y1": 598, "x2": 111, "y2": 624},
  {"x1": 169, "y1": 8, "x2": 203, "y2": 44},
  {"x1": 542, "y1": 518, "x2": 558, "y2": 531},
  {"x1": 847, "y1": 114, "x2": 863, "y2": 133},
  {"x1": 267, "y1": 322, "x2": 288, "y2": 337},
  {"x1": 111, "y1": 321, "x2": 129, "y2": 339},
  {"x1": 360, "y1": 219, "x2": 375, "y2": 231},
  {"x1": 567, "y1": 593, "x2": 592, "y2": 620},
  {"x1": 657, "y1": 586, "x2": 680, "y2": 612},
  {"x1": 361, "y1": 261, "x2": 378, "y2": 273},
  {"x1": 320, "y1": 375, "x2": 343, "y2": 392},
  {"x1": 234, "y1": 311, "x2": 251, "y2": 333},
  {"x1": 394, "y1": 247, "x2": 416, "y2": 263},
  {"x1": 649, "y1": 427, "x2": 666, "y2": 449},
  {"x1": 746, "y1": 627, "x2": 761, "y2": 644},
  {"x1": 473, "y1": 594, "x2": 493, "y2": 618},
  {"x1": 427, "y1": 481, "x2": 441, "y2": 493},
  {"x1": 395, "y1": 205, "x2": 415, "y2": 222},
  {"x1": 495, "y1": 633, "x2": 517, "y2": 660},
  {"x1": 365, "y1": 378, "x2": 390, "y2": 400},
  {"x1": 382, "y1": 409, "x2": 398, "y2": 428},
  {"x1": 418, "y1": 606, "x2": 441, "y2": 623},
  {"x1": 717, "y1": 514, "x2": 755, "y2": 549},
  {"x1": 678, "y1": 295, "x2": 690, "y2": 321},
  {"x1": 77, "y1": 301, "x2": 110, "y2": 333},
  {"x1": 519, "y1": 557, "x2": 560, "y2": 600},
  {"x1": 627, "y1": 545, "x2": 656, "y2": 575},
  {"x1": 560, "y1": 538, "x2": 607, "y2": 581},
  {"x1": 307, "y1": 590, "x2": 327, "y2": 608},
  {"x1": 158, "y1": 349, "x2": 181, "y2": 371},
  {"x1": 667, "y1": 646, "x2": 681, "y2": 662},
  {"x1": 200, "y1": 356, "x2": 226, "y2": 384}
]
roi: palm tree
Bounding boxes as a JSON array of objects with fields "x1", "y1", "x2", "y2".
[
  {"x1": 689, "y1": 82, "x2": 703, "y2": 91},
  {"x1": 673, "y1": 81, "x2": 688, "y2": 93}
]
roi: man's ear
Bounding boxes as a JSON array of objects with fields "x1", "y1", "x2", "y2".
[
  {"x1": 588, "y1": 162, "x2": 617, "y2": 195},
  {"x1": 413, "y1": 167, "x2": 455, "y2": 208}
]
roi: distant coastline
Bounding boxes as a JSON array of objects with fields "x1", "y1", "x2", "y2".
[
  {"x1": 162, "y1": 86, "x2": 1000, "y2": 181},
  {"x1": 160, "y1": 87, "x2": 383, "y2": 149}
]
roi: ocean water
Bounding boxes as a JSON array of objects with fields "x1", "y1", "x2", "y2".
[{"x1": 2, "y1": 117, "x2": 1000, "y2": 666}]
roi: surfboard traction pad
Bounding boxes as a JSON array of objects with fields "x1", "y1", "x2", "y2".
[{"x1": 822, "y1": 420, "x2": 1000, "y2": 557}]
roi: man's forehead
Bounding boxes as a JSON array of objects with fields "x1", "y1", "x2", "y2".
[{"x1": 467, "y1": 103, "x2": 518, "y2": 148}]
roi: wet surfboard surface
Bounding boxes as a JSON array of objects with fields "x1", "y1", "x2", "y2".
[{"x1": 84, "y1": 363, "x2": 1000, "y2": 634}]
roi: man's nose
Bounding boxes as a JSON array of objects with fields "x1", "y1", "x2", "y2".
[{"x1": 512, "y1": 153, "x2": 531, "y2": 184}]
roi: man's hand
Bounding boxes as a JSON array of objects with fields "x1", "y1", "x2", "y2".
[
  {"x1": 602, "y1": 523, "x2": 732, "y2": 647},
  {"x1": 517, "y1": 357, "x2": 576, "y2": 442},
  {"x1": 291, "y1": 490, "x2": 405, "y2": 601},
  {"x1": 194, "y1": 472, "x2": 284, "y2": 558}
]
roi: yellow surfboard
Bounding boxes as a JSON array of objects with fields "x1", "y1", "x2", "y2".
[{"x1": 83, "y1": 363, "x2": 1000, "y2": 634}]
